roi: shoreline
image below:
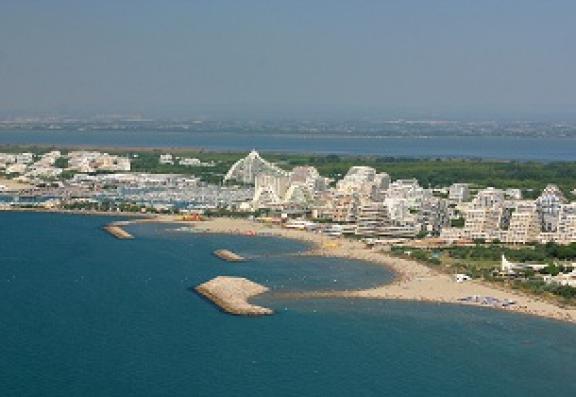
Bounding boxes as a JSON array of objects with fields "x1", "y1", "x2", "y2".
[
  {"x1": 4, "y1": 209, "x2": 576, "y2": 324},
  {"x1": 182, "y1": 217, "x2": 576, "y2": 324},
  {"x1": 0, "y1": 207, "x2": 154, "y2": 218}
]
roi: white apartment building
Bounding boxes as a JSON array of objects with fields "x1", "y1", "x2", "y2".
[
  {"x1": 448, "y1": 183, "x2": 470, "y2": 202},
  {"x1": 472, "y1": 187, "x2": 505, "y2": 209},
  {"x1": 67, "y1": 151, "x2": 131, "y2": 173},
  {"x1": 224, "y1": 150, "x2": 288, "y2": 184},
  {"x1": 504, "y1": 202, "x2": 540, "y2": 244},
  {"x1": 355, "y1": 199, "x2": 389, "y2": 237},
  {"x1": 290, "y1": 166, "x2": 328, "y2": 193},
  {"x1": 253, "y1": 173, "x2": 291, "y2": 208},
  {"x1": 536, "y1": 184, "x2": 567, "y2": 232},
  {"x1": 555, "y1": 203, "x2": 576, "y2": 244},
  {"x1": 15, "y1": 153, "x2": 34, "y2": 164},
  {"x1": 330, "y1": 192, "x2": 359, "y2": 223},
  {"x1": 463, "y1": 207, "x2": 502, "y2": 240}
]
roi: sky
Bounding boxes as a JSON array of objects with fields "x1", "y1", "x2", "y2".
[{"x1": 0, "y1": 0, "x2": 575, "y2": 119}]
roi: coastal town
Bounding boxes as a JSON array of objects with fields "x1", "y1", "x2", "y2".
[
  {"x1": 2, "y1": 148, "x2": 576, "y2": 244},
  {"x1": 4, "y1": 1, "x2": 576, "y2": 394},
  {"x1": 2, "y1": 147, "x2": 576, "y2": 298}
]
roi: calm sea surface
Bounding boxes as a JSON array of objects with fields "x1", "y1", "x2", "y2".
[
  {"x1": 1, "y1": 212, "x2": 575, "y2": 396},
  {"x1": 1, "y1": 130, "x2": 576, "y2": 160}
]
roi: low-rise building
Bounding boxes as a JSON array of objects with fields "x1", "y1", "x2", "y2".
[{"x1": 159, "y1": 154, "x2": 174, "y2": 165}]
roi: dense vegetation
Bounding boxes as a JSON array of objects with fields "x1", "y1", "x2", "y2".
[
  {"x1": 278, "y1": 155, "x2": 576, "y2": 197},
  {"x1": 129, "y1": 151, "x2": 230, "y2": 184},
  {"x1": 511, "y1": 279, "x2": 576, "y2": 301},
  {"x1": 446, "y1": 242, "x2": 576, "y2": 263},
  {"x1": 54, "y1": 157, "x2": 68, "y2": 168}
]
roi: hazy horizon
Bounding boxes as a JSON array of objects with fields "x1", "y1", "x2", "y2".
[{"x1": 1, "y1": 1, "x2": 575, "y2": 120}]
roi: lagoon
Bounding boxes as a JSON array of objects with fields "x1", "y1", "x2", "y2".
[{"x1": 1, "y1": 130, "x2": 576, "y2": 161}]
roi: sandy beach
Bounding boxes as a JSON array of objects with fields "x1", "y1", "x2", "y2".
[
  {"x1": 5, "y1": 209, "x2": 576, "y2": 322},
  {"x1": 152, "y1": 216, "x2": 576, "y2": 324}
]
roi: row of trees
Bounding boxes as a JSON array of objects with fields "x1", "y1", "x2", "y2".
[
  {"x1": 512, "y1": 279, "x2": 576, "y2": 300},
  {"x1": 277, "y1": 155, "x2": 576, "y2": 194},
  {"x1": 446, "y1": 242, "x2": 576, "y2": 263}
]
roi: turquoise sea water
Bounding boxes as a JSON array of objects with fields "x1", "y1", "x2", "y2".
[{"x1": 1, "y1": 212, "x2": 576, "y2": 396}]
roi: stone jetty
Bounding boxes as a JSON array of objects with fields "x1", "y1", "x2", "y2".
[
  {"x1": 213, "y1": 249, "x2": 245, "y2": 262},
  {"x1": 195, "y1": 276, "x2": 273, "y2": 316},
  {"x1": 103, "y1": 224, "x2": 134, "y2": 239}
]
